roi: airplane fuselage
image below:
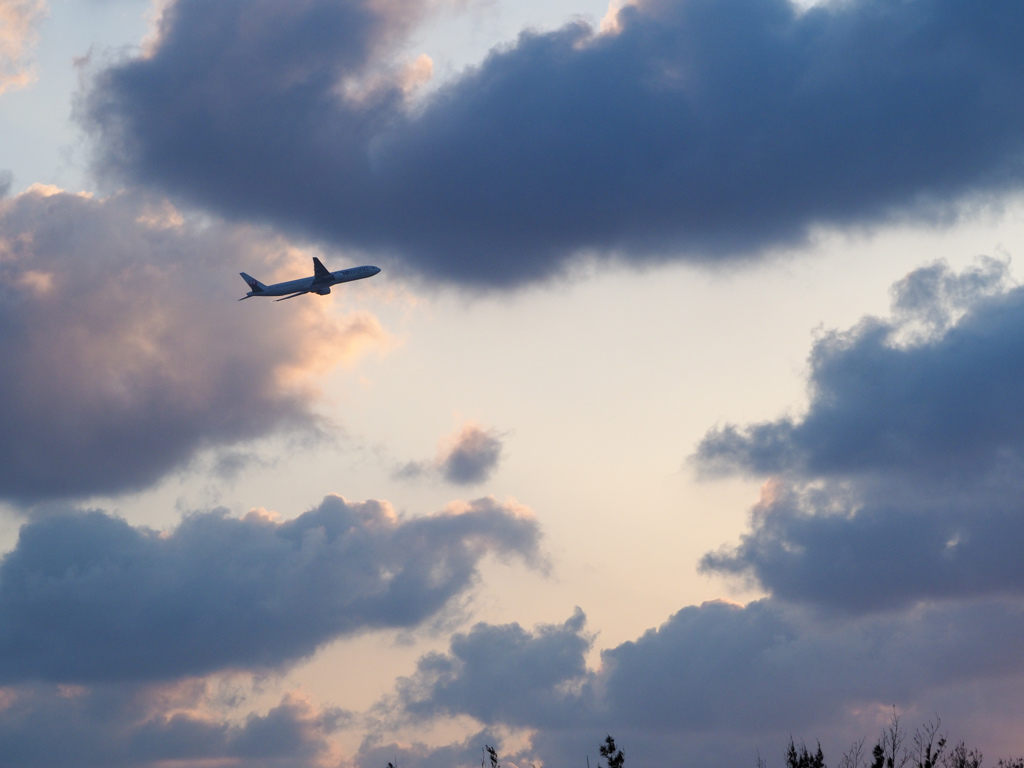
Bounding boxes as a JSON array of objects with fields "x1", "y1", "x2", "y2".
[
  {"x1": 240, "y1": 262, "x2": 380, "y2": 301},
  {"x1": 258, "y1": 266, "x2": 380, "y2": 297}
]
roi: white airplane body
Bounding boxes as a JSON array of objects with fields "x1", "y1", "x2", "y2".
[{"x1": 240, "y1": 257, "x2": 380, "y2": 301}]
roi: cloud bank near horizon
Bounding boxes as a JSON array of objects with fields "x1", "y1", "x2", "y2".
[
  {"x1": 372, "y1": 597, "x2": 1024, "y2": 767},
  {"x1": 84, "y1": 0, "x2": 1024, "y2": 287},
  {"x1": 0, "y1": 681, "x2": 346, "y2": 768}
]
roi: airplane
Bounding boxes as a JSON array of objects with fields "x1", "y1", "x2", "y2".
[{"x1": 239, "y1": 257, "x2": 381, "y2": 301}]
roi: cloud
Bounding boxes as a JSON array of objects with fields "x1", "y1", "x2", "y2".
[
  {"x1": 695, "y1": 257, "x2": 1022, "y2": 482},
  {"x1": 0, "y1": 0, "x2": 46, "y2": 95},
  {"x1": 397, "y1": 424, "x2": 505, "y2": 485},
  {"x1": 396, "y1": 608, "x2": 590, "y2": 727},
  {"x1": 440, "y1": 424, "x2": 504, "y2": 485},
  {"x1": 690, "y1": 259, "x2": 1024, "y2": 611},
  {"x1": 386, "y1": 599, "x2": 1024, "y2": 767},
  {"x1": 85, "y1": 0, "x2": 1024, "y2": 287},
  {"x1": 594, "y1": 599, "x2": 1024, "y2": 733},
  {"x1": 698, "y1": 474, "x2": 1024, "y2": 612},
  {"x1": 0, "y1": 680, "x2": 346, "y2": 768},
  {"x1": 0, "y1": 494, "x2": 542, "y2": 682},
  {"x1": 0, "y1": 186, "x2": 388, "y2": 504}
]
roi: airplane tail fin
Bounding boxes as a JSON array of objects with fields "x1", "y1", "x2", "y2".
[
  {"x1": 312, "y1": 257, "x2": 332, "y2": 280},
  {"x1": 239, "y1": 272, "x2": 267, "y2": 294}
]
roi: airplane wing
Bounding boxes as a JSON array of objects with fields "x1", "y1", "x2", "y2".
[
  {"x1": 312, "y1": 257, "x2": 332, "y2": 280},
  {"x1": 275, "y1": 290, "x2": 311, "y2": 301}
]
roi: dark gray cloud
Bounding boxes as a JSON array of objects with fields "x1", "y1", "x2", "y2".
[
  {"x1": 0, "y1": 186, "x2": 386, "y2": 504},
  {"x1": 0, "y1": 494, "x2": 542, "y2": 682},
  {"x1": 699, "y1": 475, "x2": 1024, "y2": 612},
  {"x1": 396, "y1": 608, "x2": 589, "y2": 727},
  {"x1": 397, "y1": 424, "x2": 505, "y2": 485},
  {"x1": 0, "y1": 681, "x2": 345, "y2": 768},
  {"x1": 440, "y1": 424, "x2": 504, "y2": 485},
  {"x1": 388, "y1": 599, "x2": 1024, "y2": 767},
  {"x1": 696, "y1": 258, "x2": 1022, "y2": 481},
  {"x1": 84, "y1": 0, "x2": 1024, "y2": 287},
  {"x1": 595, "y1": 599, "x2": 1024, "y2": 732},
  {"x1": 693, "y1": 260, "x2": 1024, "y2": 611}
]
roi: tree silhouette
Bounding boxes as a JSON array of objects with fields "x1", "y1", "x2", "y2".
[
  {"x1": 838, "y1": 738, "x2": 868, "y2": 768},
  {"x1": 871, "y1": 709, "x2": 910, "y2": 768},
  {"x1": 786, "y1": 738, "x2": 826, "y2": 768},
  {"x1": 600, "y1": 735, "x2": 625, "y2": 768},
  {"x1": 946, "y1": 742, "x2": 983, "y2": 768},
  {"x1": 911, "y1": 717, "x2": 946, "y2": 768}
]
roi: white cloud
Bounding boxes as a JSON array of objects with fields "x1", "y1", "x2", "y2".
[{"x1": 0, "y1": 0, "x2": 46, "y2": 95}]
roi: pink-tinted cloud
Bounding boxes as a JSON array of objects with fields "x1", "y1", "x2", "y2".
[
  {"x1": 0, "y1": 187, "x2": 388, "y2": 503},
  {"x1": 0, "y1": 679, "x2": 347, "y2": 768}
]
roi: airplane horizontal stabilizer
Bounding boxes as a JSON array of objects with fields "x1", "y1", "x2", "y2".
[{"x1": 239, "y1": 272, "x2": 267, "y2": 292}]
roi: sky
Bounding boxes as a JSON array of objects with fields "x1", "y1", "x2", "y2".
[{"x1": 2, "y1": 0, "x2": 1024, "y2": 766}]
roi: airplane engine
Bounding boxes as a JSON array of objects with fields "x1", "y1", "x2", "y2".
[{"x1": 317, "y1": 286, "x2": 331, "y2": 295}]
